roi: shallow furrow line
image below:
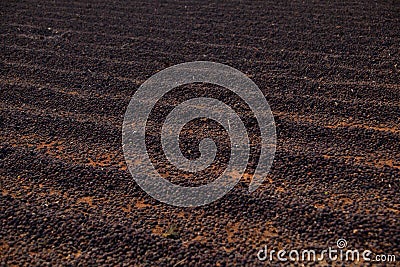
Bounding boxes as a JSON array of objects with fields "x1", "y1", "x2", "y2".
[
  {"x1": 4, "y1": 23, "x2": 397, "y2": 61},
  {"x1": 3, "y1": 32, "x2": 397, "y2": 76},
  {"x1": 7, "y1": 2, "x2": 399, "y2": 31},
  {"x1": 1, "y1": 74, "x2": 399, "y2": 108},
  {"x1": 4, "y1": 46, "x2": 399, "y2": 93}
]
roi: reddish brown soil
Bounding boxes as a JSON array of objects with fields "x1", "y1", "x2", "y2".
[{"x1": 1, "y1": 0, "x2": 399, "y2": 266}]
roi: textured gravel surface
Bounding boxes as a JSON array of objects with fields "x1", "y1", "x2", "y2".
[{"x1": 1, "y1": 0, "x2": 399, "y2": 266}]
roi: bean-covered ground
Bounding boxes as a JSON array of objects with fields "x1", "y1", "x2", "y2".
[{"x1": 1, "y1": 0, "x2": 399, "y2": 266}]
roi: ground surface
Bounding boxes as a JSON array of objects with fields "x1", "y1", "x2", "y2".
[{"x1": 1, "y1": 0, "x2": 399, "y2": 266}]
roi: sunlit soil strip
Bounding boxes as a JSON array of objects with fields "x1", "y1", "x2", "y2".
[
  {"x1": 0, "y1": 101, "x2": 121, "y2": 128},
  {"x1": 324, "y1": 122, "x2": 400, "y2": 134},
  {"x1": 322, "y1": 155, "x2": 400, "y2": 170},
  {"x1": 274, "y1": 111, "x2": 400, "y2": 134},
  {"x1": 4, "y1": 133, "x2": 127, "y2": 171}
]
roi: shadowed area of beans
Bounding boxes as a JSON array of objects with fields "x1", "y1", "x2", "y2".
[{"x1": 1, "y1": 0, "x2": 399, "y2": 266}]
